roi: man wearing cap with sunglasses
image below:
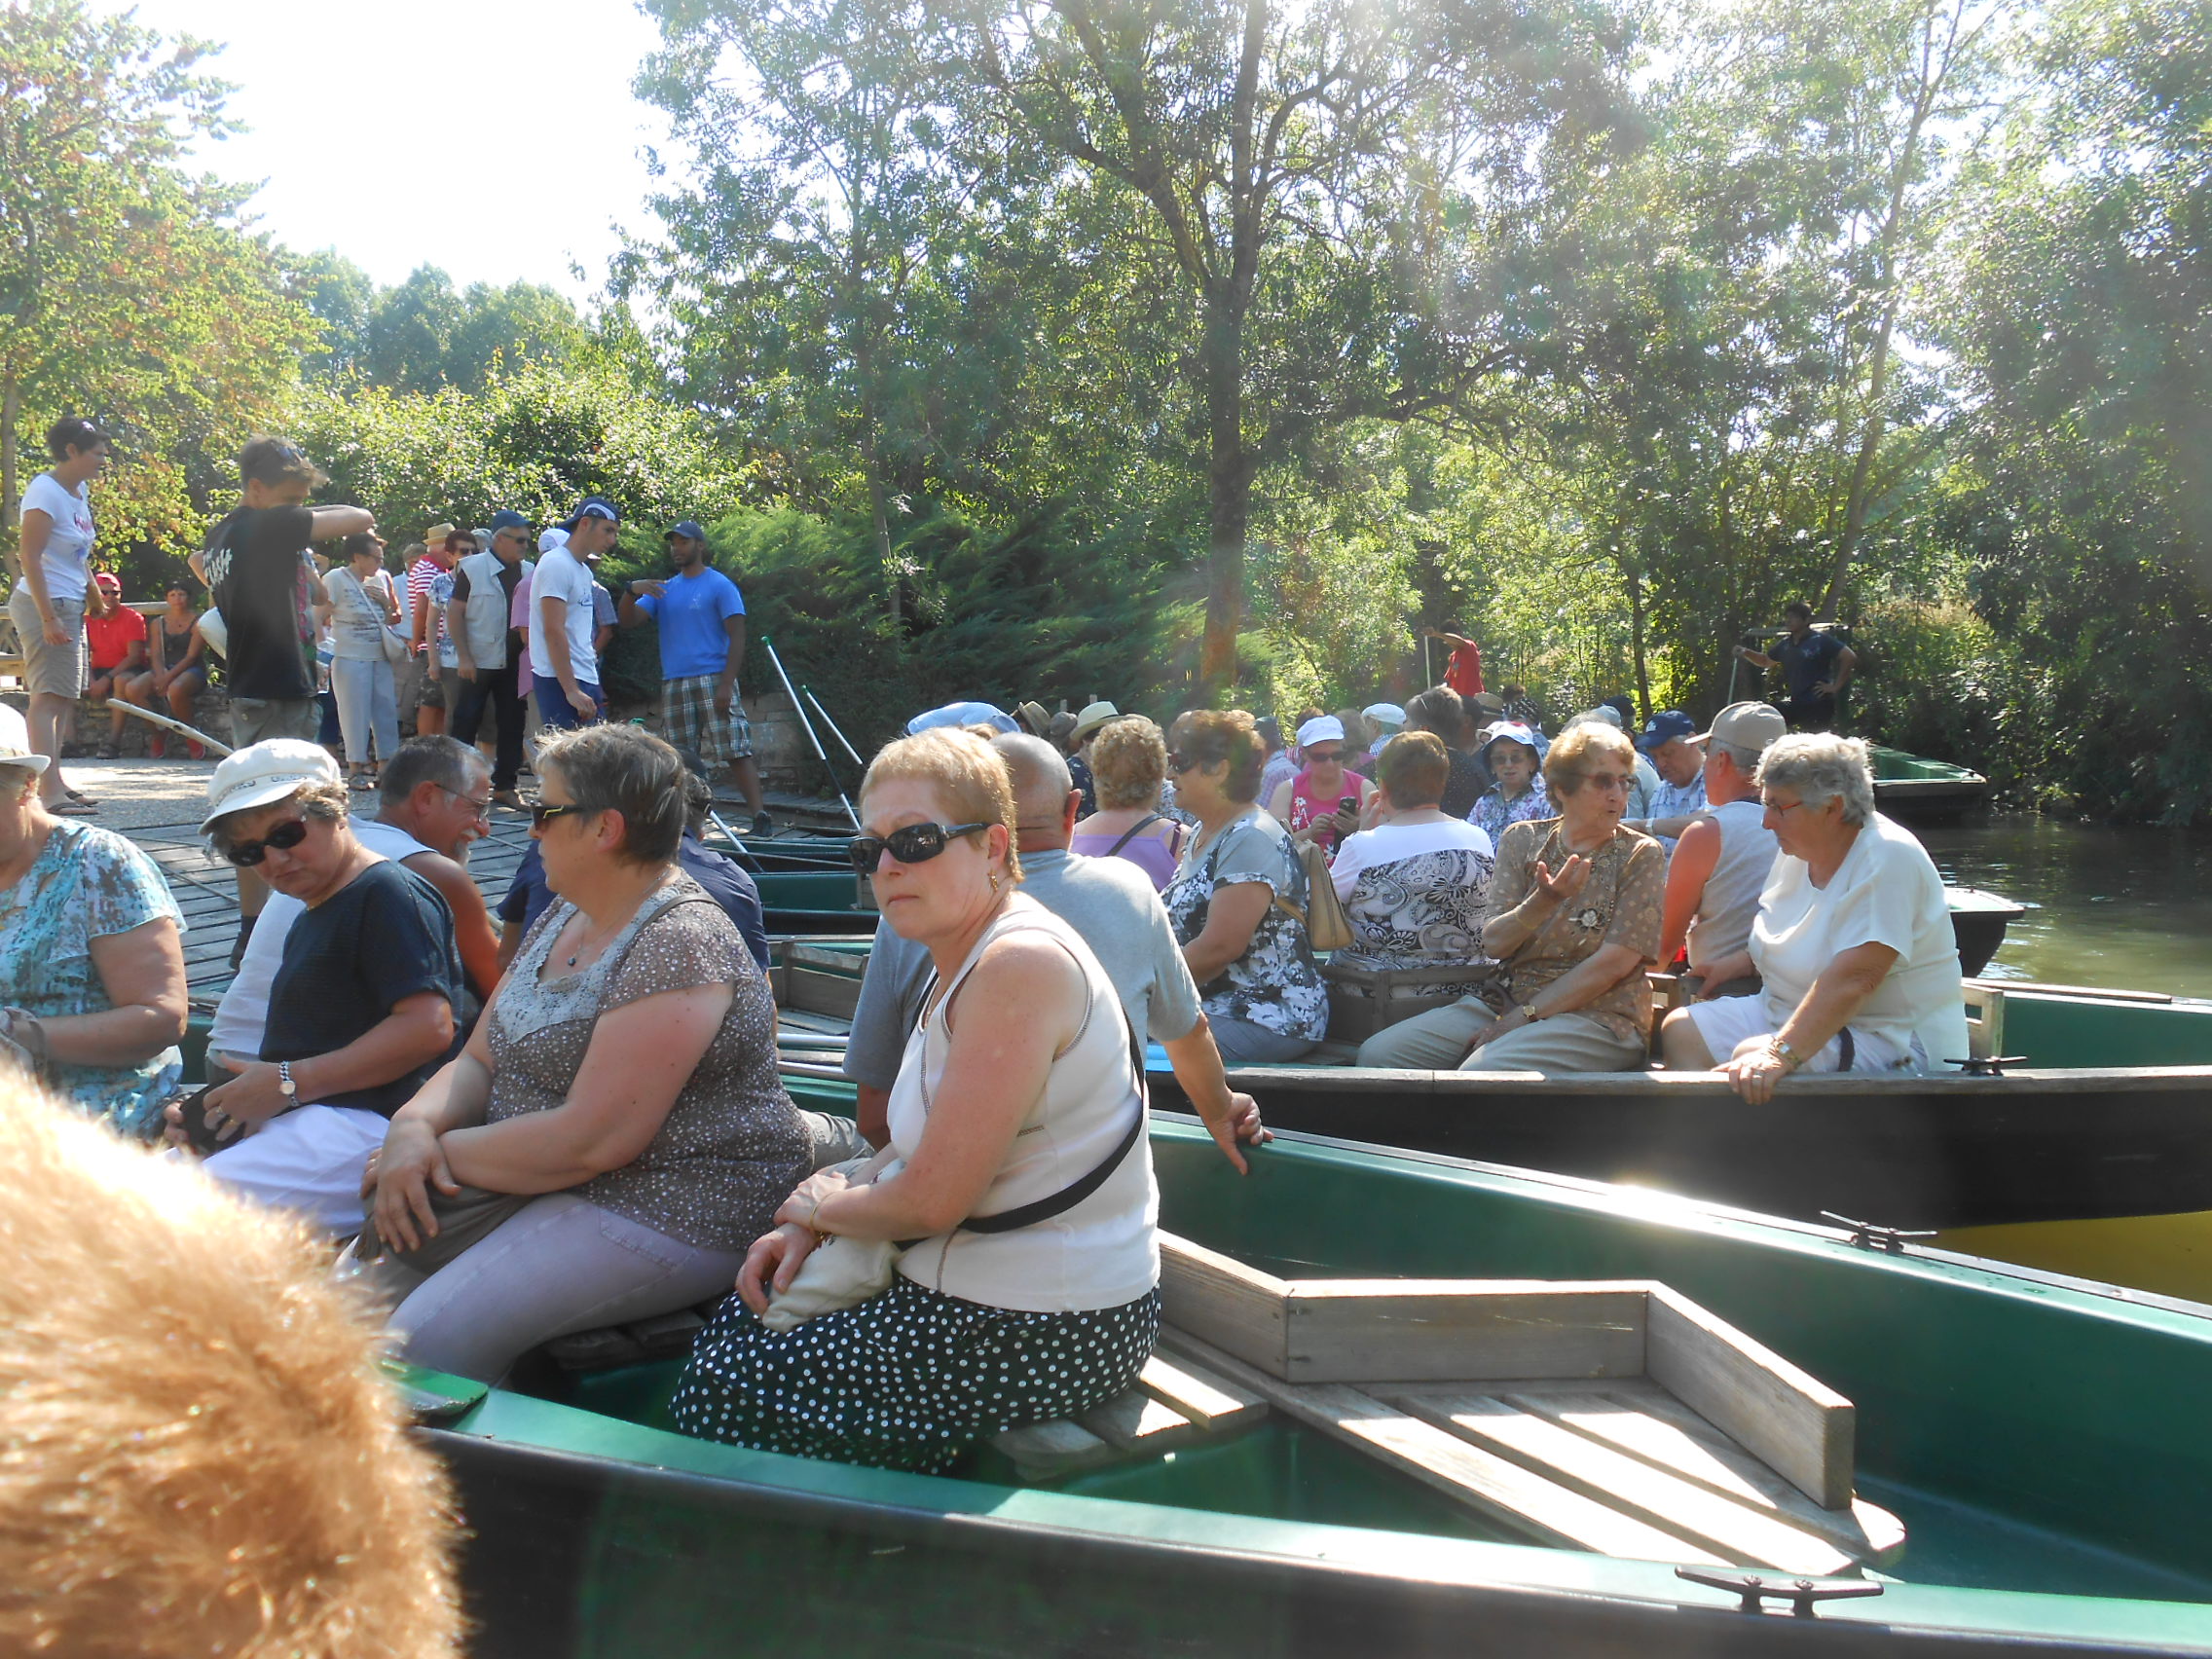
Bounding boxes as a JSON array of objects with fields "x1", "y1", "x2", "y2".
[
  {"x1": 533, "y1": 496, "x2": 619, "y2": 730},
  {"x1": 618, "y1": 520, "x2": 769, "y2": 837},
  {"x1": 449, "y1": 510, "x2": 535, "y2": 810}
]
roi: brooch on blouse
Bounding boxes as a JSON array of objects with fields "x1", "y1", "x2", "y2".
[{"x1": 1571, "y1": 905, "x2": 1604, "y2": 930}]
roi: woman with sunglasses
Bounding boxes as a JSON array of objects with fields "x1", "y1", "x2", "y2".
[
  {"x1": 181, "y1": 741, "x2": 467, "y2": 1229},
  {"x1": 1358, "y1": 720, "x2": 1664, "y2": 1073},
  {"x1": 1265, "y1": 714, "x2": 1376, "y2": 856},
  {"x1": 365, "y1": 724, "x2": 809, "y2": 1382},
  {"x1": 0, "y1": 702, "x2": 185, "y2": 1136},
  {"x1": 672, "y1": 727, "x2": 1161, "y2": 1471},
  {"x1": 1163, "y1": 709, "x2": 1329, "y2": 1063}
]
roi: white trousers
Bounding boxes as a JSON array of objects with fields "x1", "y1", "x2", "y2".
[{"x1": 201, "y1": 1104, "x2": 387, "y2": 1234}]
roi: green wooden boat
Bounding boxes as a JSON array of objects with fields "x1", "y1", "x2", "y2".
[
  {"x1": 414, "y1": 1118, "x2": 2212, "y2": 1657},
  {"x1": 1867, "y1": 745, "x2": 1990, "y2": 826}
]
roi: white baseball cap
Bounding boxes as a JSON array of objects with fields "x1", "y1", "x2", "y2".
[
  {"x1": 0, "y1": 704, "x2": 50, "y2": 775},
  {"x1": 200, "y1": 740, "x2": 340, "y2": 831},
  {"x1": 1362, "y1": 702, "x2": 1406, "y2": 730},
  {"x1": 1296, "y1": 716, "x2": 1346, "y2": 749}
]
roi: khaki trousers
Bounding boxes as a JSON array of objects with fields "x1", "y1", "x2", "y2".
[{"x1": 1356, "y1": 996, "x2": 1647, "y2": 1074}]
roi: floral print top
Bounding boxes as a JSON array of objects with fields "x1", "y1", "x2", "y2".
[
  {"x1": 0, "y1": 821, "x2": 183, "y2": 1135},
  {"x1": 1469, "y1": 776, "x2": 1553, "y2": 847},
  {"x1": 1487, "y1": 817, "x2": 1665, "y2": 1043},
  {"x1": 1338, "y1": 845, "x2": 1497, "y2": 998},
  {"x1": 1162, "y1": 808, "x2": 1328, "y2": 1043},
  {"x1": 493, "y1": 872, "x2": 810, "y2": 1251}
]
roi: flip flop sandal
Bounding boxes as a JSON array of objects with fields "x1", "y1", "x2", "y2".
[
  {"x1": 52, "y1": 797, "x2": 97, "y2": 816},
  {"x1": 65, "y1": 789, "x2": 99, "y2": 806},
  {"x1": 93, "y1": 744, "x2": 121, "y2": 759}
]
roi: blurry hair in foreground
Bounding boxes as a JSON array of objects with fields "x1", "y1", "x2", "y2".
[{"x1": 0, "y1": 1074, "x2": 461, "y2": 1659}]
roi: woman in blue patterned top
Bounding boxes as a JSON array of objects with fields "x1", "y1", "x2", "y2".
[
  {"x1": 1468, "y1": 720, "x2": 1552, "y2": 846},
  {"x1": 0, "y1": 704, "x2": 185, "y2": 1135},
  {"x1": 1161, "y1": 709, "x2": 1327, "y2": 1063}
]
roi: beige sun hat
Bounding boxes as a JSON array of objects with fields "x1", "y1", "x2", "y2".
[{"x1": 1071, "y1": 701, "x2": 1121, "y2": 741}]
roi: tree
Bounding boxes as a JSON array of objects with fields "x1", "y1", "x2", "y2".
[
  {"x1": 0, "y1": 0, "x2": 313, "y2": 556},
  {"x1": 939, "y1": 0, "x2": 1633, "y2": 694}
]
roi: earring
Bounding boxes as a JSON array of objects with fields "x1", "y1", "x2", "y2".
[{"x1": 988, "y1": 870, "x2": 1002, "y2": 894}]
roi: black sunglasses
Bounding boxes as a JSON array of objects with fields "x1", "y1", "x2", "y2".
[
  {"x1": 222, "y1": 817, "x2": 310, "y2": 866},
  {"x1": 848, "y1": 821, "x2": 990, "y2": 874},
  {"x1": 1166, "y1": 752, "x2": 1201, "y2": 775},
  {"x1": 531, "y1": 801, "x2": 597, "y2": 830}
]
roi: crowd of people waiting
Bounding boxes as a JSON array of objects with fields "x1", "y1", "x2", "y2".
[{"x1": 0, "y1": 415, "x2": 1965, "y2": 1481}]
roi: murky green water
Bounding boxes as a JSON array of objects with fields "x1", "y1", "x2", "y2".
[{"x1": 1917, "y1": 816, "x2": 2212, "y2": 999}]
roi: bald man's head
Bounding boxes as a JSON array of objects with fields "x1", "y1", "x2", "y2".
[{"x1": 992, "y1": 732, "x2": 1078, "y2": 851}]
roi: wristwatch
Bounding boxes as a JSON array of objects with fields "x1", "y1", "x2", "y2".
[
  {"x1": 276, "y1": 1060, "x2": 298, "y2": 1100},
  {"x1": 1769, "y1": 1038, "x2": 1808, "y2": 1072},
  {"x1": 1518, "y1": 1002, "x2": 1543, "y2": 1023}
]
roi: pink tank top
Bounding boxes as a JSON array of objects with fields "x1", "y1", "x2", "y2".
[{"x1": 1288, "y1": 767, "x2": 1365, "y2": 853}]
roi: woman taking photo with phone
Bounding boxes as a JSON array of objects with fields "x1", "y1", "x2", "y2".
[{"x1": 1266, "y1": 714, "x2": 1375, "y2": 856}]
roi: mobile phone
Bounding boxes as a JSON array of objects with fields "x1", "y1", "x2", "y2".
[
  {"x1": 1339, "y1": 795, "x2": 1359, "y2": 813},
  {"x1": 173, "y1": 1085, "x2": 230, "y2": 1156}
]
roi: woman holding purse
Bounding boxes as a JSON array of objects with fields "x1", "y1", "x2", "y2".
[
  {"x1": 320, "y1": 531, "x2": 405, "y2": 792},
  {"x1": 674, "y1": 727, "x2": 1257, "y2": 1473}
]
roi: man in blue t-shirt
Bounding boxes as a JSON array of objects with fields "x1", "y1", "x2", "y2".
[
  {"x1": 1735, "y1": 601, "x2": 1857, "y2": 731},
  {"x1": 619, "y1": 521, "x2": 768, "y2": 835}
]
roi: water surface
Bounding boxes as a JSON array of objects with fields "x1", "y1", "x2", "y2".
[{"x1": 1918, "y1": 817, "x2": 2212, "y2": 999}]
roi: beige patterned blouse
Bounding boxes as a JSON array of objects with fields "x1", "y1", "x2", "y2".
[
  {"x1": 1486, "y1": 818, "x2": 1666, "y2": 1043},
  {"x1": 489, "y1": 872, "x2": 810, "y2": 1251}
]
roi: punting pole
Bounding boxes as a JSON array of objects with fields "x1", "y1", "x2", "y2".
[
  {"x1": 102, "y1": 700, "x2": 235, "y2": 756},
  {"x1": 803, "y1": 686, "x2": 866, "y2": 770},
  {"x1": 761, "y1": 635, "x2": 861, "y2": 830}
]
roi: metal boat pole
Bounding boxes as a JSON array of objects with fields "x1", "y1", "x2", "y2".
[
  {"x1": 761, "y1": 636, "x2": 861, "y2": 830},
  {"x1": 803, "y1": 686, "x2": 866, "y2": 771},
  {"x1": 102, "y1": 699, "x2": 235, "y2": 756}
]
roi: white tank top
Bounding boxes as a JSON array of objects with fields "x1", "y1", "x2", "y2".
[
  {"x1": 1688, "y1": 799, "x2": 1779, "y2": 969},
  {"x1": 888, "y1": 895, "x2": 1159, "y2": 1313}
]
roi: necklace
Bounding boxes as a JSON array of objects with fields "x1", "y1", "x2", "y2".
[{"x1": 564, "y1": 911, "x2": 626, "y2": 968}]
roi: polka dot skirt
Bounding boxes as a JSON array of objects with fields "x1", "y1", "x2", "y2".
[{"x1": 670, "y1": 1276, "x2": 1161, "y2": 1474}]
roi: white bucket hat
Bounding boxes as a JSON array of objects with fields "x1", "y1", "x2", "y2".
[
  {"x1": 0, "y1": 704, "x2": 50, "y2": 774},
  {"x1": 200, "y1": 740, "x2": 340, "y2": 832}
]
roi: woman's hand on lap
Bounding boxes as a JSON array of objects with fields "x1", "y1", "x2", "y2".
[
  {"x1": 203, "y1": 1063, "x2": 294, "y2": 1136},
  {"x1": 372, "y1": 1119, "x2": 460, "y2": 1253},
  {"x1": 736, "y1": 1224, "x2": 820, "y2": 1316},
  {"x1": 773, "y1": 1167, "x2": 851, "y2": 1233}
]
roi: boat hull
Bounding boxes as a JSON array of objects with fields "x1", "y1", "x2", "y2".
[
  {"x1": 420, "y1": 1124, "x2": 2212, "y2": 1656},
  {"x1": 1152, "y1": 1064, "x2": 2212, "y2": 1234}
]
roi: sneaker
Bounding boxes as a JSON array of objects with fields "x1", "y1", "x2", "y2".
[
  {"x1": 185, "y1": 739, "x2": 205, "y2": 761},
  {"x1": 751, "y1": 812, "x2": 773, "y2": 838},
  {"x1": 147, "y1": 734, "x2": 166, "y2": 759}
]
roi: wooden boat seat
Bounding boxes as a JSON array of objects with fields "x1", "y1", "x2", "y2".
[{"x1": 1150, "y1": 1232, "x2": 1905, "y2": 1573}]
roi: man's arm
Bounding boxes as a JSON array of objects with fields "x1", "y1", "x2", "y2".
[
  {"x1": 618, "y1": 582, "x2": 662, "y2": 628},
  {"x1": 307, "y1": 505, "x2": 374, "y2": 541},
  {"x1": 411, "y1": 582, "x2": 433, "y2": 650},
  {"x1": 537, "y1": 590, "x2": 597, "y2": 719},
  {"x1": 718, "y1": 613, "x2": 746, "y2": 712},
  {"x1": 450, "y1": 567, "x2": 476, "y2": 677},
  {"x1": 1657, "y1": 817, "x2": 1722, "y2": 967},
  {"x1": 400, "y1": 851, "x2": 503, "y2": 999},
  {"x1": 1820, "y1": 645, "x2": 1859, "y2": 696}
]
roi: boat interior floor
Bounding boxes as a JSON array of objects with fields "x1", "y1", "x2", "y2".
[{"x1": 504, "y1": 1236, "x2": 2212, "y2": 1605}]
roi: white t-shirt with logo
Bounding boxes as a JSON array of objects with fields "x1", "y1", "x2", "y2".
[
  {"x1": 528, "y1": 544, "x2": 599, "y2": 685},
  {"x1": 18, "y1": 471, "x2": 94, "y2": 604}
]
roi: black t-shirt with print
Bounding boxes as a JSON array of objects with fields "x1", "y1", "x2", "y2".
[
  {"x1": 203, "y1": 504, "x2": 316, "y2": 700},
  {"x1": 261, "y1": 859, "x2": 469, "y2": 1118}
]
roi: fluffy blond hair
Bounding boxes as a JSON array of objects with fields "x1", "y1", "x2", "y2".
[
  {"x1": 1088, "y1": 716, "x2": 1168, "y2": 811},
  {"x1": 0, "y1": 1078, "x2": 461, "y2": 1659}
]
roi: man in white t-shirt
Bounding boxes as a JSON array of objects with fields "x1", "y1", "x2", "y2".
[{"x1": 531, "y1": 496, "x2": 619, "y2": 728}]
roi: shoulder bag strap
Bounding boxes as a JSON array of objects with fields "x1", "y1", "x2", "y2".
[{"x1": 1102, "y1": 812, "x2": 1165, "y2": 858}]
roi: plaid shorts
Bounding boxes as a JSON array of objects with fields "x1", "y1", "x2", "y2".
[{"x1": 664, "y1": 675, "x2": 751, "y2": 765}]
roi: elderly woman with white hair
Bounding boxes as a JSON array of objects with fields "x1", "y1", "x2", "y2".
[
  {"x1": 1659, "y1": 734, "x2": 1968, "y2": 1102},
  {"x1": 1267, "y1": 714, "x2": 1376, "y2": 856}
]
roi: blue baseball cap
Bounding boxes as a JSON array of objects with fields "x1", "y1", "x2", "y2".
[
  {"x1": 1637, "y1": 710, "x2": 1700, "y2": 754},
  {"x1": 666, "y1": 520, "x2": 707, "y2": 542},
  {"x1": 488, "y1": 508, "x2": 531, "y2": 535},
  {"x1": 561, "y1": 496, "x2": 621, "y2": 532}
]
